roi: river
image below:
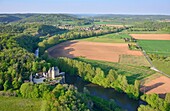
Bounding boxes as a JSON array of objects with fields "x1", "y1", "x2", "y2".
[{"x1": 65, "y1": 74, "x2": 142, "y2": 111}]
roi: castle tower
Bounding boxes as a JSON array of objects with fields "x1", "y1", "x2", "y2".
[{"x1": 49, "y1": 67, "x2": 59, "y2": 79}]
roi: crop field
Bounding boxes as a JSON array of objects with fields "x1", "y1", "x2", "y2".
[
  {"x1": 138, "y1": 40, "x2": 170, "y2": 56},
  {"x1": 130, "y1": 34, "x2": 170, "y2": 40},
  {"x1": 48, "y1": 40, "x2": 143, "y2": 63},
  {"x1": 0, "y1": 96, "x2": 42, "y2": 111},
  {"x1": 140, "y1": 76, "x2": 170, "y2": 94},
  {"x1": 102, "y1": 24, "x2": 128, "y2": 28},
  {"x1": 75, "y1": 58, "x2": 155, "y2": 84},
  {"x1": 129, "y1": 31, "x2": 170, "y2": 34},
  {"x1": 79, "y1": 33, "x2": 131, "y2": 43},
  {"x1": 119, "y1": 55, "x2": 150, "y2": 66}
]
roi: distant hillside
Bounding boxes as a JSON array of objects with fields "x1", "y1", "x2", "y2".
[
  {"x1": 1, "y1": 14, "x2": 170, "y2": 26},
  {"x1": 0, "y1": 14, "x2": 92, "y2": 26},
  {"x1": 0, "y1": 15, "x2": 21, "y2": 23},
  {"x1": 18, "y1": 14, "x2": 78, "y2": 24},
  {"x1": 90, "y1": 14, "x2": 170, "y2": 20},
  {"x1": 88, "y1": 14, "x2": 170, "y2": 25},
  {"x1": 0, "y1": 14, "x2": 33, "y2": 23}
]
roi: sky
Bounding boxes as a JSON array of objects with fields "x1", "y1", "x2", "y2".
[{"x1": 0, "y1": 0, "x2": 170, "y2": 15}]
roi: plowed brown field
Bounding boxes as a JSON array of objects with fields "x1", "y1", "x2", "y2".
[
  {"x1": 140, "y1": 76, "x2": 170, "y2": 94},
  {"x1": 130, "y1": 34, "x2": 170, "y2": 40},
  {"x1": 48, "y1": 40, "x2": 143, "y2": 62}
]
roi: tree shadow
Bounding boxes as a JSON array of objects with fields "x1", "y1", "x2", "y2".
[
  {"x1": 140, "y1": 82, "x2": 164, "y2": 93},
  {"x1": 126, "y1": 73, "x2": 141, "y2": 84},
  {"x1": 48, "y1": 40, "x2": 79, "y2": 58}
]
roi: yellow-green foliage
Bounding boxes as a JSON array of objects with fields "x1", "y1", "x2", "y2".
[{"x1": 75, "y1": 57, "x2": 154, "y2": 84}]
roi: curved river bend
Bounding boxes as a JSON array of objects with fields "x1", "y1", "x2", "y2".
[{"x1": 66, "y1": 74, "x2": 142, "y2": 111}]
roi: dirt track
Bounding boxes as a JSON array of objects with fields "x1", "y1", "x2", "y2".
[
  {"x1": 130, "y1": 34, "x2": 170, "y2": 40},
  {"x1": 140, "y1": 76, "x2": 170, "y2": 94},
  {"x1": 48, "y1": 40, "x2": 143, "y2": 62}
]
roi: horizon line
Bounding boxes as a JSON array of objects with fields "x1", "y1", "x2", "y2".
[{"x1": 0, "y1": 12, "x2": 170, "y2": 16}]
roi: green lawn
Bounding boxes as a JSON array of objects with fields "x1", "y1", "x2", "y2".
[
  {"x1": 75, "y1": 58, "x2": 155, "y2": 84},
  {"x1": 79, "y1": 33, "x2": 131, "y2": 43},
  {"x1": 138, "y1": 40, "x2": 170, "y2": 56},
  {"x1": 0, "y1": 96, "x2": 42, "y2": 111}
]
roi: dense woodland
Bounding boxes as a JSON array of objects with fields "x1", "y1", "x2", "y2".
[
  {"x1": 0, "y1": 14, "x2": 170, "y2": 111},
  {"x1": 0, "y1": 34, "x2": 47, "y2": 91}
]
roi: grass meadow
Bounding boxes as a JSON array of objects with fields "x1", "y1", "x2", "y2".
[
  {"x1": 152, "y1": 60, "x2": 170, "y2": 75},
  {"x1": 119, "y1": 55, "x2": 150, "y2": 67},
  {"x1": 0, "y1": 96, "x2": 42, "y2": 111},
  {"x1": 79, "y1": 33, "x2": 131, "y2": 43}
]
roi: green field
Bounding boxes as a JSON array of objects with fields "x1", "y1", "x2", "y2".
[
  {"x1": 94, "y1": 21, "x2": 132, "y2": 25},
  {"x1": 138, "y1": 40, "x2": 170, "y2": 56},
  {"x1": 138, "y1": 40, "x2": 170, "y2": 75},
  {"x1": 80, "y1": 33, "x2": 131, "y2": 43},
  {"x1": 75, "y1": 58, "x2": 155, "y2": 84},
  {"x1": 128, "y1": 31, "x2": 170, "y2": 34},
  {"x1": 119, "y1": 55, "x2": 150, "y2": 67},
  {"x1": 152, "y1": 60, "x2": 170, "y2": 75},
  {"x1": 0, "y1": 96, "x2": 42, "y2": 111},
  {"x1": 94, "y1": 21, "x2": 116, "y2": 25}
]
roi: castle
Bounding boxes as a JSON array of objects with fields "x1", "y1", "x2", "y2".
[
  {"x1": 31, "y1": 66, "x2": 65, "y2": 84},
  {"x1": 46, "y1": 67, "x2": 60, "y2": 79}
]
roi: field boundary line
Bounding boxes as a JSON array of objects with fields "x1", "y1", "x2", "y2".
[{"x1": 136, "y1": 42, "x2": 170, "y2": 78}]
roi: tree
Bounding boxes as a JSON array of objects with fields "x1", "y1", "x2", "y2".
[
  {"x1": 84, "y1": 64, "x2": 95, "y2": 81},
  {"x1": 105, "y1": 69, "x2": 117, "y2": 87},
  {"x1": 138, "y1": 105, "x2": 158, "y2": 111},
  {"x1": 12, "y1": 78, "x2": 20, "y2": 89},
  {"x1": 32, "y1": 62, "x2": 38, "y2": 73},
  {"x1": 134, "y1": 80, "x2": 140, "y2": 90},
  {"x1": 3, "y1": 80, "x2": 11, "y2": 91},
  {"x1": 20, "y1": 83, "x2": 31, "y2": 98},
  {"x1": 31, "y1": 86, "x2": 39, "y2": 98},
  {"x1": 141, "y1": 94, "x2": 170, "y2": 111},
  {"x1": 42, "y1": 67, "x2": 47, "y2": 72},
  {"x1": 165, "y1": 93, "x2": 170, "y2": 103},
  {"x1": 38, "y1": 84, "x2": 50, "y2": 97},
  {"x1": 92, "y1": 68, "x2": 105, "y2": 86},
  {"x1": 0, "y1": 79, "x2": 4, "y2": 90}
]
